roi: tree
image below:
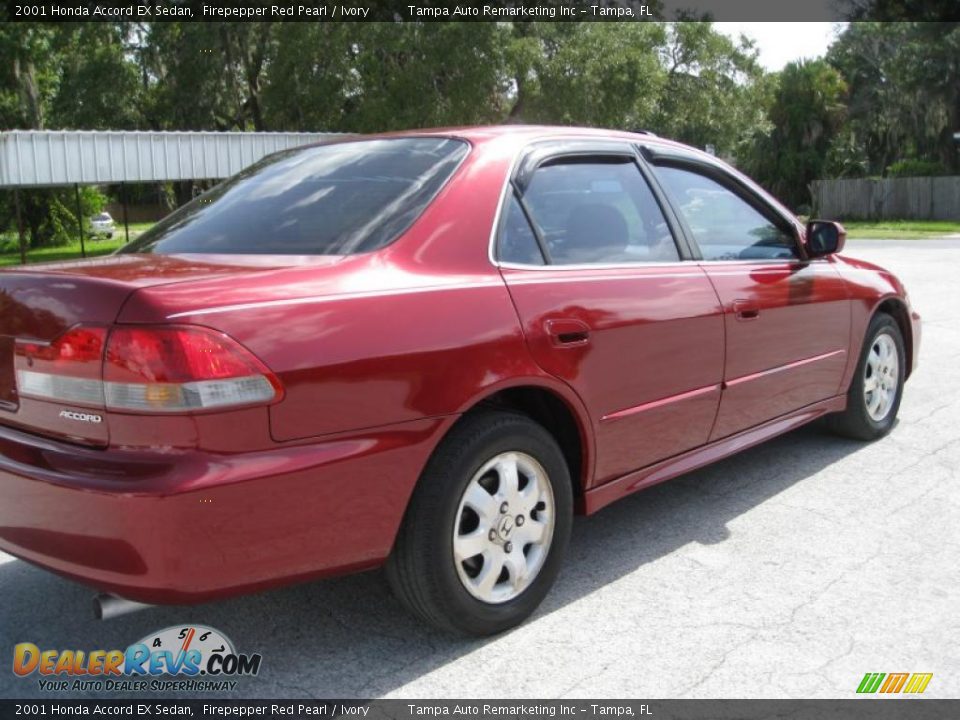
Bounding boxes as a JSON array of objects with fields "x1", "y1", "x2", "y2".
[
  {"x1": 138, "y1": 22, "x2": 269, "y2": 132},
  {"x1": 504, "y1": 22, "x2": 667, "y2": 129},
  {"x1": 263, "y1": 23, "x2": 511, "y2": 133},
  {"x1": 654, "y1": 22, "x2": 764, "y2": 156},
  {"x1": 261, "y1": 23, "x2": 357, "y2": 132},
  {"x1": 50, "y1": 24, "x2": 142, "y2": 130},
  {"x1": 828, "y1": 22, "x2": 960, "y2": 174},
  {"x1": 0, "y1": 24, "x2": 59, "y2": 129},
  {"x1": 349, "y1": 23, "x2": 508, "y2": 131},
  {"x1": 740, "y1": 60, "x2": 848, "y2": 209}
]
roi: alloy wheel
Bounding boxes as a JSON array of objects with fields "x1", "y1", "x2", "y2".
[
  {"x1": 452, "y1": 451, "x2": 555, "y2": 604},
  {"x1": 864, "y1": 332, "x2": 899, "y2": 422}
]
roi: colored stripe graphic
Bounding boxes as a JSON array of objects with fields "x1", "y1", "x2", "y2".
[
  {"x1": 880, "y1": 673, "x2": 909, "y2": 693},
  {"x1": 903, "y1": 673, "x2": 933, "y2": 694},
  {"x1": 857, "y1": 673, "x2": 886, "y2": 693}
]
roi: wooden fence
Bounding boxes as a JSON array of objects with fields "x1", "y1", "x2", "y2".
[{"x1": 811, "y1": 176, "x2": 960, "y2": 221}]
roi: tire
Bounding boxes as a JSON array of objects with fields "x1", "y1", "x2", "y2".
[
  {"x1": 386, "y1": 410, "x2": 573, "y2": 636},
  {"x1": 828, "y1": 313, "x2": 905, "y2": 441}
]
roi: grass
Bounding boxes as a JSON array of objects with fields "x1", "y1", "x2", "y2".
[
  {"x1": 841, "y1": 220, "x2": 960, "y2": 239},
  {"x1": 0, "y1": 222, "x2": 153, "y2": 268},
  {"x1": 0, "y1": 238, "x2": 126, "y2": 267}
]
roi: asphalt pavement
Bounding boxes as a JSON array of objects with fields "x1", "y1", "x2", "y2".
[{"x1": 1, "y1": 238, "x2": 958, "y2": 699}]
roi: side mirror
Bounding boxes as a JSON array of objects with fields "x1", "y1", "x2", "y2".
[{"x1": 805, "y1": 220, "x2": 846, "y2": 257}]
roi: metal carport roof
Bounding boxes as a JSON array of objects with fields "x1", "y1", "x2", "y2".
[{"x1": 0, "y1": 130, "x2": 337, "y2": 188}]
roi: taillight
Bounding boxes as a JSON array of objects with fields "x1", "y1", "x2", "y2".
[
  {"x1": 15, "y1": 324, "x2": 282, "y2": 413},
  {"x1": 16, "y1": 327, "x2": 107, "y2": 406},
  {"x1": 103, "y1": 326, "x2": 282, "y2": 411}
]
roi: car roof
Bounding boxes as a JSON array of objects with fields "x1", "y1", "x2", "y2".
[
  {"x1": 409, "y1": 125, "x2": 799, "y2": 230},
  {"x1": 404, "y1": 124, "x2": 663, "y2": 143},
  {"x1": 315, "y1": 124, "x2": 692, "y2": 152}
]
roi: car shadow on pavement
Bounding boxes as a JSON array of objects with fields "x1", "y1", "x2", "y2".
[{"x1": 0, "y1": 423, "x2": 870, "y2": 699}]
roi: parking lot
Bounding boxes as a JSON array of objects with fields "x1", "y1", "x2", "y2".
[{"x1": 1, "y1": 238, "x2": 958, "y2": 699}]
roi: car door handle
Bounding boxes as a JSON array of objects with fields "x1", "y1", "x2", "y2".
[
  {"x1": 544, "y1": 319, "x2": 591, "y2": 347},
  {"x1": 733, "y1": 300, "x2": 760, "y2": 321}
]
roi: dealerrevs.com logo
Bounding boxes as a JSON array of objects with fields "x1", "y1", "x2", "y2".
[{"x1": 13, "y1": 625, "x2": 262, "y2": 693}]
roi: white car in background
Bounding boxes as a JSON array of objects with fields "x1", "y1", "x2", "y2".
[{"x1": 89, "y1": 212, "x2": 115, "y2": 239}]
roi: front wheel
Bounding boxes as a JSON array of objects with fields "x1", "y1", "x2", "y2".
[
  {"x1": 386, "y1": 410, "x2": 573, "y2": 636},
  {"x1": 828, "y1": 312, "x2": 906, "y2": 440}
]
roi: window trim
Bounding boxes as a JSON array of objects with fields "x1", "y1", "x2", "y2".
[
  {"x1": 491, "y1": 139, "x2": 693, "y2": 270},
  {"x1": 498, "y1": 186, "x2": 551, "y2": 265}
]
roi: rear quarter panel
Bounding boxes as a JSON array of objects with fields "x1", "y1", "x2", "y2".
[{"x1": 167, "y1": 278, "x2": 535, "y2": 442}]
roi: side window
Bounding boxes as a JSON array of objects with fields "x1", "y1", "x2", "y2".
[
  {"x1": 520, "y1": 158, "x2": 679, "y2": 265},
  {"x1": 654, "y1": 166, "x2": 798, "y2": 261},
  {"x1": 499, "y1": 195, "x2": 545, "y2": 265}
]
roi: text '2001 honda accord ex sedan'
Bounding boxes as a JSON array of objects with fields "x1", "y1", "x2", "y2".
[{"x1": 0, "y1": 126, "x2": 920, "y2": 635}]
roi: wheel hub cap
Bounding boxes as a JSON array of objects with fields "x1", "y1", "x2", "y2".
[
  {"x1": 864, "y1": 332, "x2": 899, "y2": 422},
  {"x1": 452, "y1": 451, "x2": 555, "y2": 604}
]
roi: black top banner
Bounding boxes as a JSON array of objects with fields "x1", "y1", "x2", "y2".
[{"x1": 5, "y1": 0, "x2": 960, "y2": 22}]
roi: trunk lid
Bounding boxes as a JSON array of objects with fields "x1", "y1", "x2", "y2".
[{"x1": 0, "y1": 254, "x2": 303, "y2": 446}]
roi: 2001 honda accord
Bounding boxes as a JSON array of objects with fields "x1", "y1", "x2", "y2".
[{"x1": 0, "y1": 126, "x2": 920, "y2": 635}]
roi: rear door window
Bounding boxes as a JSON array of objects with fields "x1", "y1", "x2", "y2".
[
  {"x1": 511, "y1": 158, "x2": 679, "y2": 265},
  {"x1": 121, "y1": 138, "x2": 468, "y2": 256}
]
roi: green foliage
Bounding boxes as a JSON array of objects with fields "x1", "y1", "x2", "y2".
[
  {"x1": 51, "y1": 24, "x2": 142, "y2": 130},
  {"x1": 262, "y1": 23, "x2": 366, "y2": 132},
  {"x1": 140, "y1": 22, "x2": 276, "y2": 131},
  {"x1": 885, "y1": 159, "x2": 949, "y2": 177},
  {"x1": 43, "y1": 195, "x2": 83, "y2": 247},
  {"x1": 827, "y1": 22, "x2": 960, "y2": 175},
  {"x1": 654, "y1": 22, "x2": 764, "y2": 156},
  {"x1": 824, "y1": 127, "x2": 870, "y2": 178},
  {"x1": 0, "y1": 24, "x2": 60, "y2": 129},
  {"x1": 739, "y1": 60, "x2": 848, "y2": 209},
  {"x1": 7, "y1": 186, "x2": 107, "y2": 249},
  {"x1": 506, "y1": 23, "x2": 667, "y2": 128},
  {"x1": 0, "y1": 234, "x2": 20, "y2": 254},
  {"x1": 0, "y1": 20, "x2": 769, "y2": 141}
]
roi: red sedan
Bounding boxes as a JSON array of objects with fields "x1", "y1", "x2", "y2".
[{"x1": 0, "y1": 126, "x2": 920, "y2": 635}]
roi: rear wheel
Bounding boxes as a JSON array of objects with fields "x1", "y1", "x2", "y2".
[
  {"x1": 386, "y1": 411, "x2": 573, "y2": 636},
  {"x1": 828, "y1": 313, "x2": 905, "y2": 440}
]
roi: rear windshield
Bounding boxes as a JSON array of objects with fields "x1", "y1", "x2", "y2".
[{"x1": 120, "y1": 137, "x2": 468, "y2": 256}]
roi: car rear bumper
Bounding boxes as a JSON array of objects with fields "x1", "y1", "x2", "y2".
[{"x1": 0, "y1": 417, "x2": 447, "y2": 604}]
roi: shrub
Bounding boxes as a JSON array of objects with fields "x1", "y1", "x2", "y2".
[{"x1": 885, "y1": 159, "x2": 948, "y2": 178}]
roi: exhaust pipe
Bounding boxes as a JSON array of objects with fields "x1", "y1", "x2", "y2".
[{"x1": 93, "y1": 593, "x2": 152, "y2": 620}]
